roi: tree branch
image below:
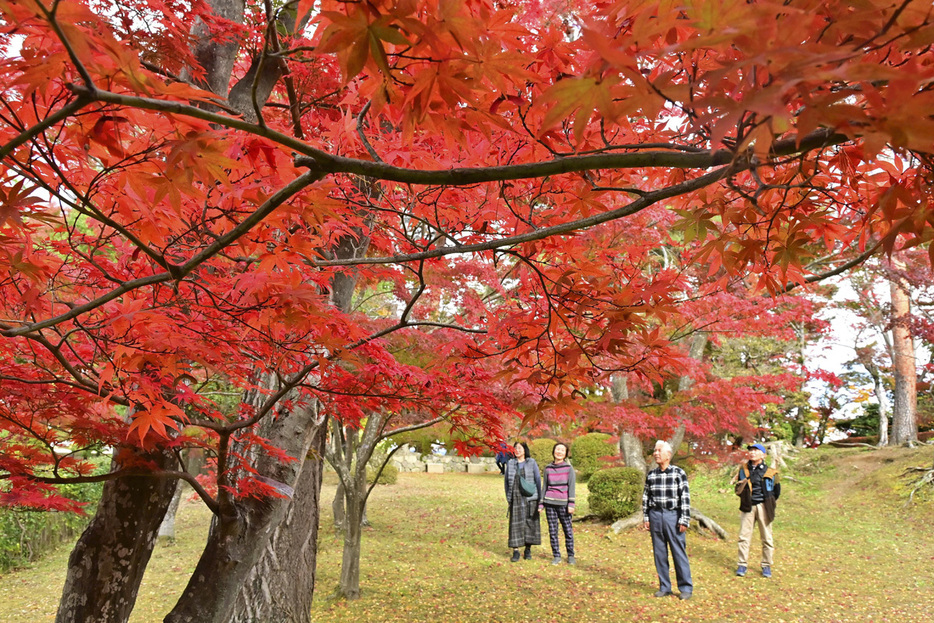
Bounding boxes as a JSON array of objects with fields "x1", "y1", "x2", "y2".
[
  {"x1": 2, "y1": 170, "x2": 325, "y2": 338},
  {"x1": 311, "y1": 163, "x2": 736, "y2": 267}
]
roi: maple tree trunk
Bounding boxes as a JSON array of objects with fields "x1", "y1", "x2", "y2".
[
  {"x1": 610, "y1": 374, "x2": 647, "y2": 473},
  {"x1": 620, "y1": 432, "x2": 647, "y2": 474},
  {"x1": 337, "y1": 488, "x2": 366, "y2": 600},
  {"x1": 230, "y1": 421, "x2": 328, "y2": 623},
  {"x1": 329, "y1": 422, "x2": 375, "y2": 600},
  {"x1": 668, "y1": 423, "x2": 687, "y2": 456},
  {"x1": 56, "y1": 450, "x2": 178, "y2": 623},
  {"x1": 669, "y1": 332, "x2": 707, "y2": 455},
  {"x1": 165, "y1": 398, "x2": 323, "y2": 623},
  {"x1": 889, "y1": 273, "x2": 918, "y2": 446},
  {"x1": 333, "y1": 480, "x2": 346, "y2": 529}
]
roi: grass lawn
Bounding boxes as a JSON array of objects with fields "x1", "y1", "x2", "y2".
[{"x1": 1, "y1": 445, "x2": 933, "y2": 622}]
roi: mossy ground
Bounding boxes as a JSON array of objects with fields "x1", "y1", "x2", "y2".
[{"x1": 0, "y1": 445, "x2": 932, "y2": 622}]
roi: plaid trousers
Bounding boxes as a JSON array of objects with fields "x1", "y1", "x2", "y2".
[{"x1": 544, "y1": 504, "x2": 574, "y2": 557}]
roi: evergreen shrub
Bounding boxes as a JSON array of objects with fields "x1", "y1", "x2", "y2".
[
  {"x1": 588, "y1": 467, "x2": 644, "y2": 521},
  {"x1": 571, "y1": 433, "x2": 616, "y2": 482}
]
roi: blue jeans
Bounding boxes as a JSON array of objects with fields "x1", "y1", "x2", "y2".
[{"x1": 648, "y1": 508, "x2": 693, "y2": 594}]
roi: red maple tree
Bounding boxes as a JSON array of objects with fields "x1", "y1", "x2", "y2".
[{"x1": 1, "y1": 0, "x2": 933, "y2": 621}]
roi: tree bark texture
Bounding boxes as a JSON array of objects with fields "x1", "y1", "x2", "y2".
[
  {"x1": 890, "y1": 272, "x2": 918, "y2": 445},
  {"x1": 165, "y1": 394, "x2": 323, "y2": 623},
  {"x1": 610, "y1": 374, "x2": 646, "y2": 473},
  {"x1": 332, "y1": 480, "x2": 346, "y2": 530},
  {"x1": 56, "y1": 450, "x2": 178, "y2": 623},
  {"x1": 230, "y1": 419, "x2": 328, "y2": 623},
  {"x1": 669, "y1": 332, "x2": 707, "y2": 455},
  {"x1": 337, "y1": 484, "x2": 366, "y2": 600},
  {"x1": 189, "y1": 0, "x2": 246, "y2": 97}
]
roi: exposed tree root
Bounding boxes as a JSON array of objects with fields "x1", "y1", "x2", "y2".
[
  {"x1": 903, "y1": 466, "x2": 934, "y2": 507},
  {"x1": 610, "y1": 509, "x2": 728, "y2": 540}
]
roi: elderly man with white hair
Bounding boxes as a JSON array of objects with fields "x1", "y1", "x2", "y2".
[{"x1": 642, "y1": 440, "x2": 694, "y2": 600}]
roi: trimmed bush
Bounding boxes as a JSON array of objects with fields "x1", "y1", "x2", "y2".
[
  {"x1": 366, "y1": 463, "x2": 399, "y2": 485},
  {"x1": 588, "y1": 467, "x2": 644, "y2": 521},
  {"x1": 571, "y1": 433, "x2": 617, "y2": 482},
  {"x1": 528, "y1": 438, "x2": 557, "y2": 475}
]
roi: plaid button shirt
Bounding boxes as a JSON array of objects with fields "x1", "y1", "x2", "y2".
[{"x1": 642, "y1": 465, "x2": 691, "y2": 527}]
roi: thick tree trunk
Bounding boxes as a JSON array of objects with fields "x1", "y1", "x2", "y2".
[
  {"x1": 619, "y1": 432, "x2": 646, "y2": 474},
  {"x1": 56, "y1": 450, "x2": 178, "y2": 623},
  {"x1": 164, "y1": 397, "x2": 323, "y2": 623},
  {"x1": 610, "y1": 374, "x2": 647, "y2": 473},
  {"x1": 668, "y1": 423, "x2": 687, "y2": 457},
  {"x1": 189, "y1": 0, "x2": 246, "y2": 97},
  {"x1": 890, "y1": 272, "x2": 918, "y2": 446},
  {"x1": 230, "y1": 420, "x2": 328, "y2": 623},
  {"x1": 669, "y1": 332, "x2": 707, "y2": 455}
]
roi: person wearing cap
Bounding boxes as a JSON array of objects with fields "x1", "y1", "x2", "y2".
[
  {"x1": 734, "y1": 442, "x2": 780, "y2": 578},
  {"x1": 642, "y1": 440, "x2": 693, "y2": 600}
]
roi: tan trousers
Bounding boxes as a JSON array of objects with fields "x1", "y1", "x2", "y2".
[{"x1": 737, "y1": 503, "x2": 774, "y2": 567}]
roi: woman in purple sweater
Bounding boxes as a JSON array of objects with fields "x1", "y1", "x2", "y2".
[{"x1": 539, "y1": 442, "x2": 576, "y2": 565}]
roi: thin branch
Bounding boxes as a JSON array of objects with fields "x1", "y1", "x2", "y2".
[
  {"x1": 381, "y1": 415, "x2": 446, "y2": 441},
  {"x1": 780, "y1": 240, "x2": 883, "y2": 294},
  {"x1": 40, "y1": 0, "x2": 96, "y2": 88},
  {"x1": 363, "y1": 443, "x2": 403, "y2": 504},
  {"x1": 0, "y1": 96, "x2": 92, "y2": 162},
  {"x1": 296, "y1": 129, "x2": 848, "y2": 186},
  {"x1": 404, "y1": 321, "x2": 486, "y2": 333},
  {"x1": 356, "y1": 101, "x2": 383, "y2": 163}
]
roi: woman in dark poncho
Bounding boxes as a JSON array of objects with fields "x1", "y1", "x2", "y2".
[{"x1": 503, "y1": 440, "x2": 541, "y2": 561}]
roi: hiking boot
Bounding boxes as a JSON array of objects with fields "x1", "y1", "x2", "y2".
[
  {"x1": 567, "y1": 556, "x2": 576, "y2": 565},
  {"x1": 523, "y1": 546, "x2": 532, "y2": 560},
  {"x1": 762, "y1": 566, "x2": 772, "y2": 578},
  {"x1": 551, "y1": 556, "x2": 562, "y2": 565},
  {"x1": 510, "y1": 550, "x2": 520, "y2": 562},
  {"x1": 735, "y1": 565, "x2": 747, "y2": 577},
  {"x1": 679, "y1": 592, "x2": 692, "y2": 601},
  {"x1": 653, "y1": 590, "x2": 672, "y2": 598}
]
